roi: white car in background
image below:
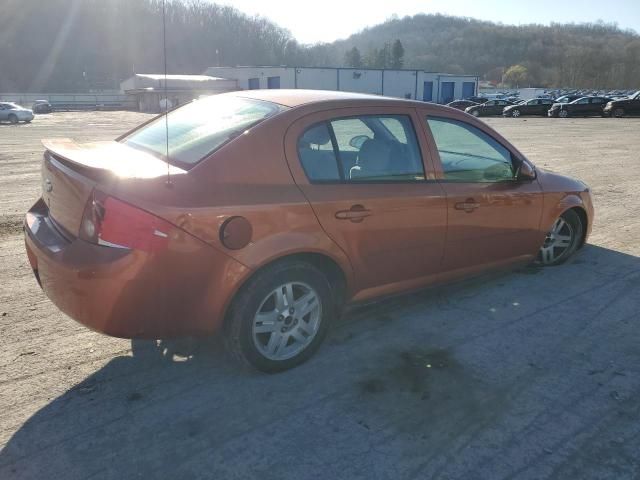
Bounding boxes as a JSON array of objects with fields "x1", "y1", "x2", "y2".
[{"x1": 0, "y1": 102, "x2": 34, "y2": 124}]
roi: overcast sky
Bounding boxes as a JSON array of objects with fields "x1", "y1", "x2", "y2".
[{"x1": 216, "y1": 0, "x2": 640, "y2": 44}]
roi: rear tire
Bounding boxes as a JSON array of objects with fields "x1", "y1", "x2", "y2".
[
  {"x1": 538, "y1": 209, "x2": 583, "y2": 266},
  {"x1": 224, "y1": 260, "x2": 334, "y2": 373},
  {"x1": 8, "y1": 114, "x2": 18, "y2": 124}
]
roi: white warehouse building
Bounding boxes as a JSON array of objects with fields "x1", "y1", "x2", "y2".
[{"x1": 204, "y1": 66, "x2": 479, "y2": 104}]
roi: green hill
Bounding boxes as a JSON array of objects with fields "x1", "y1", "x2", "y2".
[
  {"x1": 1, "y1": 1, "x2": 638, "y2": 92},
  {"x1": 320, "y1": 14, "x2": 640, "y2": 88}
]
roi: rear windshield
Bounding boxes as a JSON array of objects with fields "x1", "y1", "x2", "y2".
[{"x1": 123, "y1": 96, "x2": 286, "y2": 167}]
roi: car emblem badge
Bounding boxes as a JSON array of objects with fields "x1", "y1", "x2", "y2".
[{"x1": 45, "y1": 179, "x2": 53, "y2": 193}]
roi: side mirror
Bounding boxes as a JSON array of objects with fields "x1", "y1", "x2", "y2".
[
  {"x1": 516, "y1": 160, "x2": 536, "y2": 181},
  {"x1": 349, "y1": 135, "x2": 370, "y2": 150}
]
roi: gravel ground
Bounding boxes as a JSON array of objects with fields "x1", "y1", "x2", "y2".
[{"x1": 0, "y1": 112, "x2": 639, "y2": 479}]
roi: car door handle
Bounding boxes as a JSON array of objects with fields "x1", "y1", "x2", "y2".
[
  {"x1": 454, "y1": 199, "x2": 480, "y2": 213},
  {"x1": 335, "y1": 205, "x2": 371, "y2": 222}
]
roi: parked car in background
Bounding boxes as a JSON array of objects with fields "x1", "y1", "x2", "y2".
[
  {"x1": 446, "y1": 100, "x2": 479, "y2": 111},
  {"x1": 467, "y1": 96, "x2": 488, "y2": 104},
  {"x1": 32, "y1": 100, "x2": 53, "y2": 113},
  {"x1": 465, "y1": 99, "x2": 515, "y2": 117},
  {"x1": 548, "y1": 96, "x2": 611, "y2": 118},
  {"x1": 603, "y1": 90, "x2": 640, "y2": 117},
  {"x1": 0, "y1": 102, "x2": 34, "y2": 123},
  {"x1": 503, "y1": 98, "x2": 555, "y2": 117},
  {"x1": 553, "y1": 95, "x2": 582, "y2": 105}
]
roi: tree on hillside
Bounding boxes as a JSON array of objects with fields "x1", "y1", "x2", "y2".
[
  {"x1": 329, "y1": 14, "x2": 640, "y2": 88},
  {"x1": 504, "y1": 64, "x2": 529, "y2": 87},
  {"x1": 391, "y1": 39, "x2": 405, "y2": 69},
  {"x1": 484, "y1": 66, "x2": 505, "y2": 85},
  {"x1": 2, "y1": 5, "x2": 640, "y2": 91},
  {"x1": 0, "y1": 0, "x2": 299, "y2": 92},
  {"x1": 344, "y1": 46, "x2": 363, "y2": 68}
]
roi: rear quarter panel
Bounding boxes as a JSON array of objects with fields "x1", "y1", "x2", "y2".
[{"x1": 105, "y1": 109, "x2": 355, "y2": 302}]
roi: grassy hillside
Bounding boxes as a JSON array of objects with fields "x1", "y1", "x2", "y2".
[
  {"x1": 324, "y1": 14, "x2": 640, "y2": 88},
  {"x1": 1, "y1": 2, "x2": 638, "y2": 92}
]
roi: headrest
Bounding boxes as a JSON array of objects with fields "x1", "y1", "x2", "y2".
[
  {"x1": 301, "y1": 124, "x2": 331, "y2": 146},
  {"x1": 358, "y1": 138, "x2": 391, "y2": 172}
]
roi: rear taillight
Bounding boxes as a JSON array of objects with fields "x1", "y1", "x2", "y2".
[{"x1": 80, "y1": 190, "x2": 172, "y2": 253}]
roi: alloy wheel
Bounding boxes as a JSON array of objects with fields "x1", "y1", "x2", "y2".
[
  {"x1": 539, "y1": 217, "x2": 574, "y2": 265},
  {"x1": 252, "y1": 282, "x2": 322, "y2": 361},
  {"x1": 614, "y1": 108, "x2": 625, "y2": 118},
  {"x1": 512, "y1": 109, "x2": 521, "y2": 117},
  {"x1": 559, "y1": 110, "x2": 568, "y2": 118}
]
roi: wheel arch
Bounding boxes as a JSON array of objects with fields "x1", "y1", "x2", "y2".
[
  {"x1": 541, "y1": 192, "x2": 590, "y2": 246},
  {"x1": 222, "y1": 250, "x2": 351, "y2": 329},
  {"x1": 568, "y1": 205, "x2": 589, "y2": 248}
]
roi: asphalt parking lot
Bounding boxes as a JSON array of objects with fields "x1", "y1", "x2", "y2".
[{"x1": 1, "y1": 112, "x2": 639, "y2": 479}]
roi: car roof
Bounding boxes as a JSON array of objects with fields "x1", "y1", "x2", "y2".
[{"x1": 227, "y1": 89, "x2": 420, "y2": 109}]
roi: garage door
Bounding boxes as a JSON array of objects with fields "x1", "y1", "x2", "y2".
[
  {"x1": 462, "y1": 82, "x2": 475, "y2": 99},
  {"x1": 423, "y1": 81, "x2": 433, "y2": 102},
  {"x1": 440, "y1": 82, "x2": 454, "y2": 103}
]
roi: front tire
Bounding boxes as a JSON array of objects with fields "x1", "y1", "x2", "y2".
[
  {"x1": 538, "y1": 210, "x2": 583, "y2": 266},
  {"x1": 559, "y1": 110, "x2": 569, "y2": 118},
  {"x1": 471, "y1": 110, "x2": 480, "y2": 117},
  {"x1": 224, "y1": 261, "x2": 334, "y2": 372},
  {"x1": 512, "y1": 109, "x2": 521, "y2": 118},
  {"x1": 8, "y1": 114, "x2": 18, "y2": 124},
  {"x1": 613, "y1": 108, "x2": 625, "y2": 118}
]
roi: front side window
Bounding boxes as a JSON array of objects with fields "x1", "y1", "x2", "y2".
[
  {"x1": 576, "y1": 98, "x2": 589, "y2": 104},
  {"x1": 297, "y1": 115, "x2": 424, "y2": 182},
  {"x1": 427, "y1": 117, "x2": 515, "y2": 182},
  {"x1": 123, "y1": 96, "x2": 286, "y2": 168}
]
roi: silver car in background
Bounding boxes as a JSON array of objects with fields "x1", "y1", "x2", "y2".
[{"x1": 0, "y1": 102, "x2": 34, "y2": 124}]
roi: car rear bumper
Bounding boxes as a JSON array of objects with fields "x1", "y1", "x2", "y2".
[{"x1": 24, "y1": 198, "x2": 250, "y2": 339}]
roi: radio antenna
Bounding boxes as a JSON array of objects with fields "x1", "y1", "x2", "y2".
[{"x1": 162, "y1": 0, "x2": 171, "y2": 187}]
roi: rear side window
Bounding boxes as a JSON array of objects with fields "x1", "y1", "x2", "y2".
[
  {"x1": 298, "y1": 124, "x2": 341, "y2": 181},
  {"x1": 427, "y1": 117, "x2": 514, "y2": 182},
  {"x1": 123, "y1": 96, "x2": 286, "y2": 168},
  {"x1": 297, "y1": 115, "x2": 424, "y2": 183}
]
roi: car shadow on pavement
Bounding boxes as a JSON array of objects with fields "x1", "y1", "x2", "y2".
[{"x1": 2, "y1": 245, "x2": 640, "y2": 479}]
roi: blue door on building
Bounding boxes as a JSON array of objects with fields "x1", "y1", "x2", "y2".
[
  {"x1": 462, "y1": 82, "x2": 475, "y2": 99},
  {"x1": 267, "y1": 76, "x2": 280, "y2": 89},
  {"x1": 422, "y1": 81, "x2": 433, "y2": 102},
  {"x1": 248, "y1": 78, "x2": 260, "y2": 90},
  {"x1": 440, "y1": 82, "x2": 455, "y2": 103}
]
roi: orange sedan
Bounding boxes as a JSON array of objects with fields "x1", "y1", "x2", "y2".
[{"x1": 24, "y1": 90, "x2": 593, "y2": 372}]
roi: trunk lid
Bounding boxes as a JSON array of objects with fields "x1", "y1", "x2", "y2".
[{"x1": 41, "y1": 138, "x2": 185, "y2": 237}]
